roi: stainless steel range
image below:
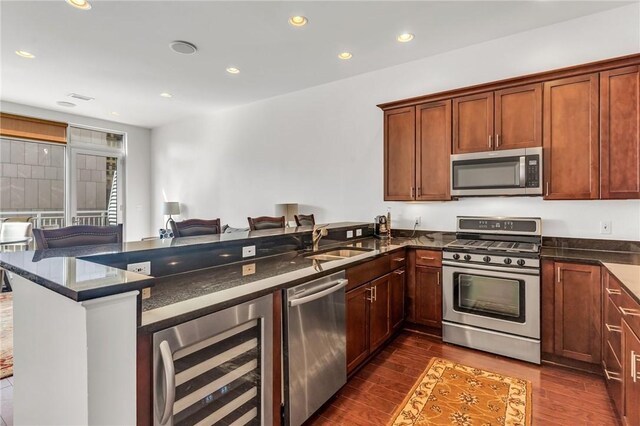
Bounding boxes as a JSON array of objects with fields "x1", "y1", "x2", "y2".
[{"x1": 442, "y1": 216, "x2": 542, "y2": 364}]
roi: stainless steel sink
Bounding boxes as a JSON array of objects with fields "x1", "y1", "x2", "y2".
[{"x1": 305, "y1": 248, "x2": 372, "y2": 261}]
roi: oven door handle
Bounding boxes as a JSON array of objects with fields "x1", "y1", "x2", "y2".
[{"x1": 442, "y1": 260, "x2": 540, "y2": 276}]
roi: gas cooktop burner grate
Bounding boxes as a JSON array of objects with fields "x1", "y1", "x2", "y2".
[{"x1": 446, "y1": 239, "x2": 539, "y2": 253}]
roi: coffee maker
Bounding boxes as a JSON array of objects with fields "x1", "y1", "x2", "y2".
[{"x1": 374, "y1": 215, "x2": 389, "y2": 239}]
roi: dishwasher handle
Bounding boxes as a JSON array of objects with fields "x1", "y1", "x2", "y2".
[
  {"x1": 158, "y1": 340, "x2": 176, "y2": 425},
  {"x1": 289, "y1": 279, "x2": 348, "y2": 307}
]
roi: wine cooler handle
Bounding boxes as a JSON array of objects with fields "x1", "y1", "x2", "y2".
[{"x1": 159, "y1": 340, "x2": 176, "y2": 425}]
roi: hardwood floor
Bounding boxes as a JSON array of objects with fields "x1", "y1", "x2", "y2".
[{"x1": 307, "y1": 330, "x2": 620, "y2": 426}]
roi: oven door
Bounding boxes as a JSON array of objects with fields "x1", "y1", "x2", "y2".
[{"x1": 442, "y1": 263, "x2": 539, "y2": 339}]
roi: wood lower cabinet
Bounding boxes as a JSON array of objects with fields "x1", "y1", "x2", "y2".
[
  {"x1": 346, "y1": 284, "x2": 371, "y2": 373},
  {"x1": 414, "y1": 266, "x2": 442, "y2": 329},
  {"x1": 415, "y1": 100, "x2": 451, "y2": 200},
  {"x1": 369, "y1": 275, "x2": 391, "y2": 352},
  {"x1": 543, "y1": 74, "x2": 599, "y2": 200},
  {"x1": 389, "y1": 268, "x2": 406, "y2": 331},
  {"x1": 601, "y1": 65, "x2": 640, "y2": 199},
  {"x1": 602, "y1": 271, "x2": 624, "y2": 415},
  {"x1": 494, "y1": 83, "x2": 542, "y2": 150},
  {"x1": 623, "y1": 320, "x2": 640, "y2": 426},
  {"x1": 384, "y1": 106, "x2": 416, "y2": 200},
  {"x1": 453, "y1": 92, "x2": 494, "y2": 154}
]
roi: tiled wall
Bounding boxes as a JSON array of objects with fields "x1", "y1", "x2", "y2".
[
  {"x1": 76, "y1": 154, "x2": 108, "y2": 211},
  {"x1": 0, "y1": 138, "x2": 64, "y2": 211}
]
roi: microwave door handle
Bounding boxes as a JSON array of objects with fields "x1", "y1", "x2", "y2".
[{"x1": 519, "y1": 156, "x2": 526, "y2": 187}]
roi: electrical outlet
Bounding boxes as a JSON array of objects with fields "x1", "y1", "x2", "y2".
[
  {"x1": 141, "y1": 288, "x2": 151, "y2": 299},
  {"x1": 242, "y1": 263, "x2": 256, "y2": 276},
  {"x1": 127, "y1": 261, "x2": 151, "y2": 275},
  {"x1": 346, "y1": 230, "x2": 354, "y2": 239},
  {"x1": 600, "y1": 221, "x2": 612, "y2": 234},
  {"x1": 355, "y1": 228, "x2": 362, "y2": 237},
  {"x1": 242, "y1": 245, "x2": 256, "y2": 258},
  {"x1": 415, "y1": 216, "x2": 421, "y2": 226}
]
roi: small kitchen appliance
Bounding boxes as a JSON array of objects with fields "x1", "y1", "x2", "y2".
[
  {"x1": 374, "y1": 215, "x2": 389, "y2": 239},
  {"x1": 442, "y1": 216, "x2": 542, "y2": 364}
]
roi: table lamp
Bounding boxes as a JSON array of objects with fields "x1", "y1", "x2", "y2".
[{"x1": 163, "y1": 201, "x2": 180, "y2": 230}]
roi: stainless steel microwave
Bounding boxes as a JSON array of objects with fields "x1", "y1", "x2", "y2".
[{"x1": 450, "y1": 147, "x2": 543, "y2": 196}]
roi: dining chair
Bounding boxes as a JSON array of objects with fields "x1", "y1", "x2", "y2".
[
  {"x1": 294, "y1": 214, "x2": 315, "y2": 227},
  {"x1": 0, "y1": 222, "x2": 33, "y2": 252},
  {"x1": 247, "y1": 216, "x2": 286, "y2": 231},
  {"x1": 169, "y1": 218, "x2": 222, "y2": 237},
  {"x1": 33, "y1": 224, "x2": 123, "y2": 250}
]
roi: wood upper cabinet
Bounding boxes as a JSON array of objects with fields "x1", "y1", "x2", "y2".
[
  {"x1": 601, "y1": 66, "x2": 640, "y2": 199},
  {"x1": 369, "y1": 275, "x2": 391, "y2": 352},
  {"x1": 346, "y1": 284, "x2": 370, "y2": 373},
  {"x1": 543, "y1": 74, "x2": 599, "y2": 200},
  {"x1": 390, "y1": 268, "x2": 406, "y2": 331},
  {"x1": 384, "y1": 106, "x2": 416, "y2": 200},
  {"x1": 416, "y1": 100, "x2": 451, "y2": 201},
  {"x1": 453, "y1": 92, "x2": 494, "y2": 154},
  {"x1": 553, "y1": 262, "x2": 602, "y2": 364},
  {"x1": 623, "y1": 321, "x2": 640, "y2": 426},
  {"x1": 494, "y1": 83, "x2": 542, "y2": 150},
  {"x1": 414, "y1": 266, "x2": 442, "y2": 329}
]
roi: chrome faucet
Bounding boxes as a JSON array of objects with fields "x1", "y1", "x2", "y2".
[{"x1": 312, "y1": 225, "x2": 329, "y2": 251}]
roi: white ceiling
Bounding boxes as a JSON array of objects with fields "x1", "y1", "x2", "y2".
[{"x1": 0, "y1": 1, "x2": 633, "y2": 128}]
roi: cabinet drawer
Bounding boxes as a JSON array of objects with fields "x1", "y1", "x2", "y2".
[
  {"x1": 604, "y1": 297, "x2": 622, "y2": 363},
  {"x1": 620, "y1": 288, "x2": 640, "y2": 338},
  {"x1": 346, "y1": 256, "x2": 390, "y2": 291},
  {"x1": 415, "y1": 249, "x2": 442, "y2": 267},
  {"x1": 389, "y1": 250, "x2": 407, "y2": 269},
  {"x1": 603, "y1": 340, "x2": 623, "y2": 415},
  {"x1": 604, "y1": 271, "x2": 623, "y2": 305}
]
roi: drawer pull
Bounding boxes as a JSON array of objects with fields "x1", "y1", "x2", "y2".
[
  {"x1": 437, "y1": 271, "x2": 440, "y2": 286},
  {"x1": 632, "y1": 351, "x2": 640, "y2": 383},
  {"x1": 620, "y1": 307, "x2": 640, "y2": 317},
  {"x1": 604, "y1": 369, "x2": 622, "y2": 382},
  {"x1": 394, "y1": 270, "x2": 405, "y2": 276},
  {"x1": 393, "y1": 257, "x2": 406, "y2": 262},
  {"x1": 366, "y1": 287, "x2": 374, "y2": 302},
  {"x1": 606, "y1": 288, "x2": 622, "y2": 295},
  {"x1": 605, "y1": 323, "x2": 622, "y2": 333},
  {"x1": 420, "y1": 256, "x2": 436, "y2": 261}
]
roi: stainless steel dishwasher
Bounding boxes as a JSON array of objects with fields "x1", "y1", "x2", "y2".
[{"x1": 283, "y1": 271, "x2": 347, "y2": 426}]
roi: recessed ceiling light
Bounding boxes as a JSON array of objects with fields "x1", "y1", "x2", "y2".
[
  {"x1": 56, "y1": 101, "x2": 76, "y2": 107},
  {"x1": 288, "y1": 15, "x2": 308, "y2": 27},
  {"x1": 226, "y1": 67, "x2": 240, "y2": 74},
  {"x1": 397, "y1": 33, "x2": 415, "y2": 43},
  {"x1": 110, "y1": 111, "x2": 120, "y2": 116},
  {"x1": 15, "y1": 50, "x2": 35, "y2": 59},
  {"x1": 66, "y1": 0, "x2": 92, "y2": 10},
  {"x1": 160, "y1": 92, "x2": 173, "y2": 98},
  {"x1": 338, "y1": 52, "x2": 353, "y2": 60},
  {"x1": 169, "y1": 41, "x2": 198, "y2": 55}
]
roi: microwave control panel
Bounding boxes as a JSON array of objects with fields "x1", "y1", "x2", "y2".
[{"x1": 525, "y1": 155, "x2": 540, "y2": 188}]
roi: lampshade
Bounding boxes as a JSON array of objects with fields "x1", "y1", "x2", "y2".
[{"x1": 163, "y1": 201, "x2": 180, "y2": 215}]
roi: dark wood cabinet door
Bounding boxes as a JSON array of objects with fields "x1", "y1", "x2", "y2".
[
  {"x1": 494, "y1": 83, "x2": 542, "y2": 150},
  {"x1": 543, "y1": 74, "x2": 599, "y2": 199},
  {"x1": 541, "y1": 260, "x2": 556, "y2": 355},
  {"x1": 389, "y1": 268, "x2": 405, "y2": 331},
  {"x1": 623, "y1": 321, "x2": 640, "y2": 426},
  {"x1": 384, "y1": 106, "x2": 416, "y2": 200},
  {"x1": 453, "y1": 92, "x2": 494, "y2": 154},
  {"x1": 346, "y1": 285, "x2": 370, "y2": 374},
  {"x1": 414, "y1": 266, "x2": 442, "y2": 329},
  {"x1": 601, "y1": 66, "x2": 640, "y2": 199},
  {"x1": 416, "y1": 100, "x2": 451, "y2": 200},
  {"x1": 369, "y1": 275, "x2": 391, "y2": 352},
  {"x1": 554, "y1": 262, "x2": 602, "y2": 363}
]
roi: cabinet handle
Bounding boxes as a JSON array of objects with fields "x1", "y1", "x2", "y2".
[
  {"x1": 496, "y1": 134, "x2": 500, "y2": 148},
  {"x1": 410, "y1": 187, "x2": 415, "y2": 198},
  {"x1": 373, "y1": 285, "x2": 377, "y2": 302},
  {"x1": 437, "y1": 271, "x2": 440, "y2": 286},
  {"x1": 632, "y1": 350, "x2": 640, "y2": 383},
  {"x1": 546, "y1": 181, "x2": 550, "y2": 196},
  {"x1": 621, "y1": 307, "x2": 640, "y2": 317},
  {"x1": 605, "y1": 323, "x2": 622, "y2": 333},
  {"x1": 393, "y1": 257, "x2": 405, "y2": 262},
  {"x1": 366, "y1": 287, "x2": 374, "y2": 302},
  {"x1": 394, "y1": 269, "x2": 405, "y2": 275},
  {"x1": 421, "y1": 256, "x2": 436, "y2": 261},
  {"x1": 557, "y1": 267, "x2": 561, "y2": 283},
  {"x1": 417, "y1": 187, "x2": 421, "y2": 197},
  {"x1": 604, "y1": 369, "x2": 622, "y2": 382},
  {"x1": 606, "y1": 288, "x2": 622, "y2": 295},
  {"x1": 488, "y1": 135, "x2": 493, "y2": 148}
]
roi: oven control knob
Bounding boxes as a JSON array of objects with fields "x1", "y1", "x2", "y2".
[
  {"x1": 504, "y1": 258, "x2": 512, "y2": 265},
  {"x1": 483, "y1": 256, "x2": 491, "y2": 263},
  {"x1": 517, "y1": 259, "x2": 526, "y2": 266},
  {"x1": 464, "y1": 254, "x2": 471, "y2": 261},
  {"x1": 452, "y1": 253, "x2": 460, "y2": 260}
]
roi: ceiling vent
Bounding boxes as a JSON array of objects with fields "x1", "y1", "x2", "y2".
[
  {"x1": 56, "y1": 101, "x2": 76, "y2": 107},
  {"x1": 68, "y1": 93, "x2": 94, "y2": 101},
  {"x1": 170, "y1": 40, "x2": 198, "y2": 55}
]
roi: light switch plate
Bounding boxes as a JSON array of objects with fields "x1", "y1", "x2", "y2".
[
  {"x1": 242, "y1": 263, "x2": 256, "y2": 276},
  {"x1": 600, "y1": 221, "x2": 612, "y2": 234},
  {"x1": 127, "y1": 261, "x2": 151, "y2": 275},
  {"x1": 242, "y1": 245, "x2": 256, "y2": 258},
  {"x1": 355, "y1": 229, "x2": 362, "y2": 237},
  {"x1": 346, "y1": 230, "x2": 354, "y2": 238}
]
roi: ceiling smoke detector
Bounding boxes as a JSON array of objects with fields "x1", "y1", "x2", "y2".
[
  {"x1": 169, "y1": 41, "x2": 198, "y2": 55},
  {"x1": 68, "y1": 93, "x2": 94, "y2": 101}
]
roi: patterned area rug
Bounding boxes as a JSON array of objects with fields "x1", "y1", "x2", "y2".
[
  {"x1": 388, "y1": 357, "x2": 531, "y2": 426},
  {"x1": 0, "y1": 292, "x2": 13, "y2": 379}
]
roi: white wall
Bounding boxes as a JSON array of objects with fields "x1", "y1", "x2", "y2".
[
  {"x1": 1, "y1": 101, "x2": 152, "y2": 240},
  {"x1": 152, "y1": 4, "x2": 640, "y2": 241}
]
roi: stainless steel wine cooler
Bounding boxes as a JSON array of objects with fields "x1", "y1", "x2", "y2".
[{"x1": 153, "y1": 294, "x2": 273, "y2": 426}]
